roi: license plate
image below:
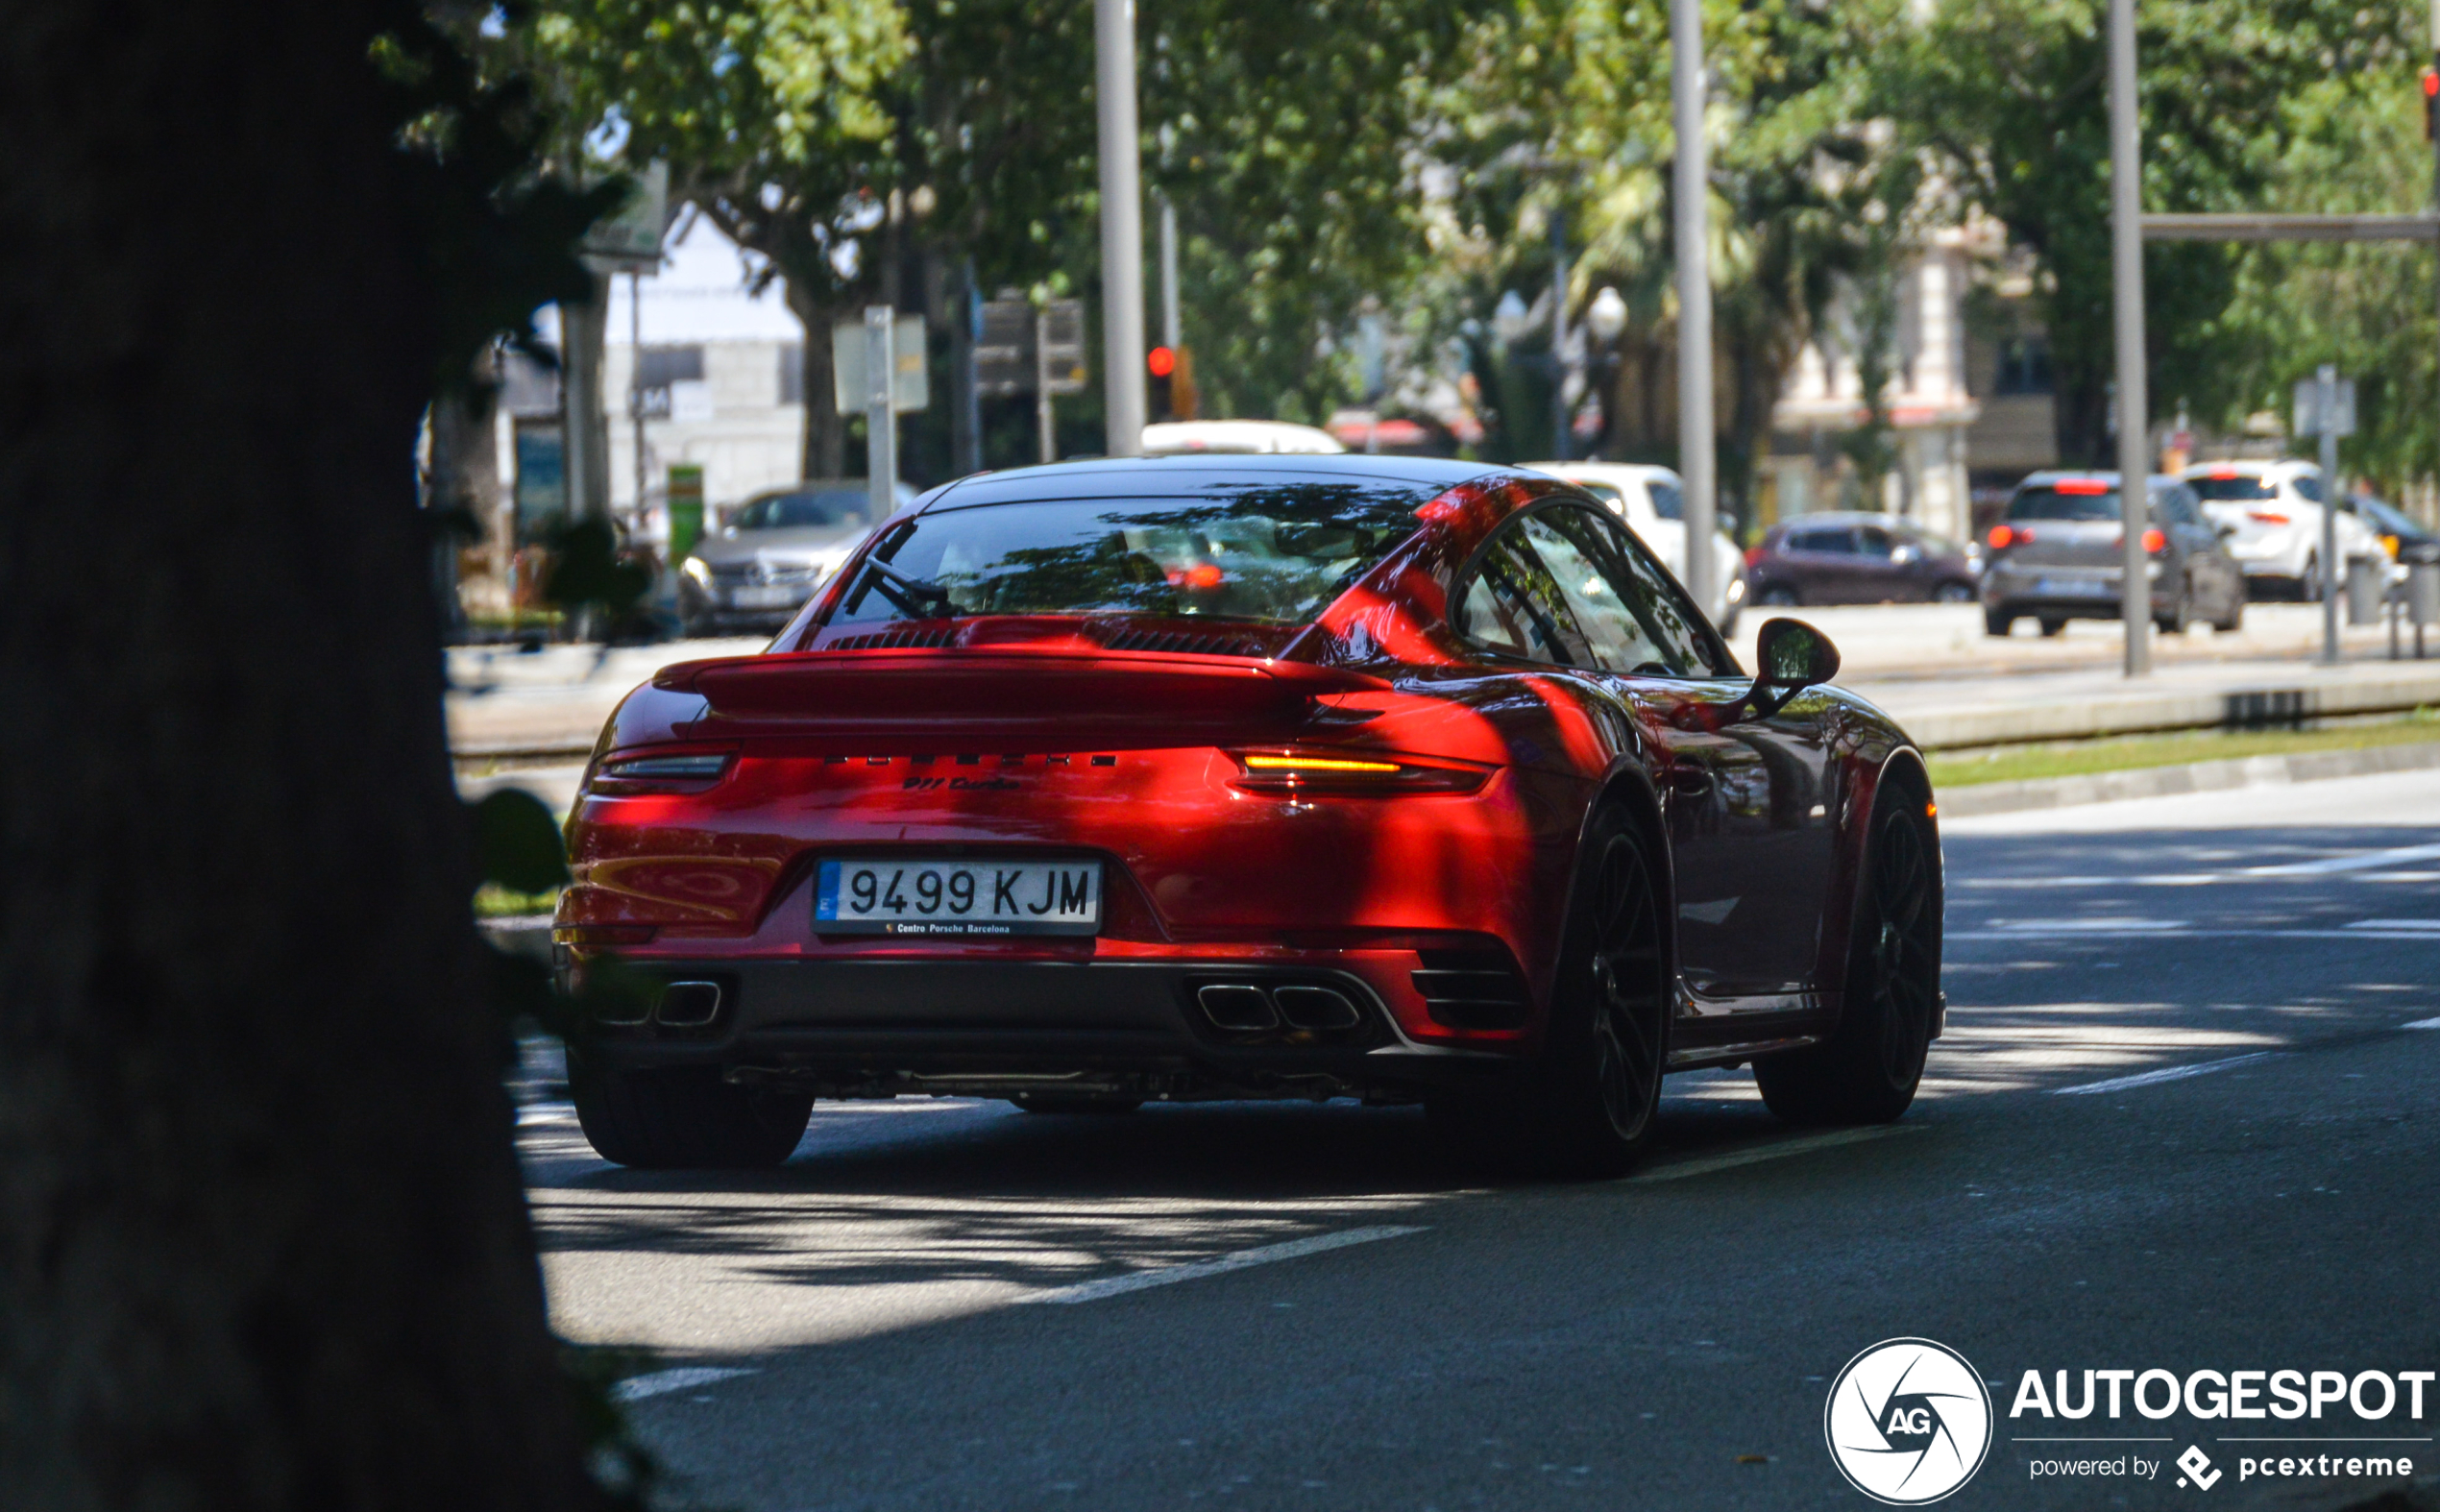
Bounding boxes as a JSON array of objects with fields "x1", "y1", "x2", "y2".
[
  {"x1": 2036, "y1": 577, "x2": 2096, "y2": 597},
  {"x1": 728, "y1": 584, "x2": 802, "y2": 609},
  {"x1": 816, "y1": 857, "x2": 1102, "y2": 936}
]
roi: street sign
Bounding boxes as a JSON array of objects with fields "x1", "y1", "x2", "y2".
[
  {"x1": 2293, "y1": 376, "x2": 2357, "y2": 437},
  {"x1": 831, "y1": 314, "x2": 928, "y2": 415},
  {"x1": 580, "y1": 160, "x2": 671, "y2": 273},
  {"x1": 973, "y1": 299, "x2": 1088, "y2": 396}
]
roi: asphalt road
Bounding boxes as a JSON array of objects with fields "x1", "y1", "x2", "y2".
[{"x1": 519, "y1": 768, "x2": 2440, "y2": 1511}]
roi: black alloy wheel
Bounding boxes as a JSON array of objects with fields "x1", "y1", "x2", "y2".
[
  {"x1": 1759, "y1": 583, "x2": 1801, "y2": 606},
  {"x1": 1934, "y1": 581, "x2": 1976, "y2": 604},
  {"x1": 2157, "y1": 577, "x2": 2192, "y2": 636},
  {"x1": 1754, "y1": 786, "x2": 1940, "y2": 1125},
  {"x1": 1429, "y1": 808, "x2": 1667, "y2": 1177},
  {"x1": 2037, "y1": 617, "x2": 2067, "y2": 637}
]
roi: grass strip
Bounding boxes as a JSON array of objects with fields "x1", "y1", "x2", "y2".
[{"x1": 1927, "y1": 710, "x2": 2440, "y2": 788}]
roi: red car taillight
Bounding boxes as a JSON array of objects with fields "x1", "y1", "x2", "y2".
[
  {"x1": 586, "y1": 747, "x2": 737, "y2": 794},
  {"x1": 2249, "y1": 511, "x2": 2290, "y2": 525},
  {"x1": 1989, "y1": 524, "x2": 2033, "y2": 549},
  {"x1": 2142, "y1": 527, "x2": 2167, "y2": 554},
  {"x1": 1744, "y1": 545, "x2": 1766, "y2": 568},
  {"x1": 1226, "y1": 748, "x2": 1494, "y2": 796}
]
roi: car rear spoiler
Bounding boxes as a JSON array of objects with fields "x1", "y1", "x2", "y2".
[{"x1": 650, "y1": 649, "x2": 1392, "y2": 747}]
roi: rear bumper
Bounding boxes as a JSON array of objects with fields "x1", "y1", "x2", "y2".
[{"x1": 569, "y1": 953, "x2": 1522, "y2": 1100}]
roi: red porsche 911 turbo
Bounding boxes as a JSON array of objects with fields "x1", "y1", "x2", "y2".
[{"x1": 555, "y1": 454, "x2": 1943, "y2": 1175}]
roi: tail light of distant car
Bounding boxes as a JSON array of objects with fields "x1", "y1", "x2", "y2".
[
  {"x1": 2142, "y1": 528, "x2": 2167, "y2": 554},
  {"x1": 1989, "y1": 524, "x2": 2034, "y2": 549},
  {"x1": 2248, "y1": 511, "x2": 2290, "y2": 525},
  {"x1": 1744, "y1": 545, "x2": 1766, "y2": 568},
  {"x1": 1226, "y1": 748, "x2": 1495, "y2": 796}
]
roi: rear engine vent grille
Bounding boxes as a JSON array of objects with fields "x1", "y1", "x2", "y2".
[
  {"x1": 825, "y1": 627, "x2": 957, "y2": 650},
  {"x1": 1412, "y1": 948, "x2": 1530, "y2": 1029},
  {"x1": 1099, "y1": 627, "x2": 1267, "y2": 657}
]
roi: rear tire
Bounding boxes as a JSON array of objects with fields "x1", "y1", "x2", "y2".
[
  {"x1": 1983, "y1": 607, "x2": 2014, "y2": 637},
  {"x1": 2297, "y1": 554, "x2": 2322, "y2": 604},
  {"x1": 1428, "y1": 807, "x2": 1667, "y2": 1178},
  {"x1": 1754, "y1": 783, "x2": 1940, "y2": 1126},
  {"x1": 1934, "y1": 582, "x2": 1976, "y2": 604},
  {"x1": 2213, "y1": 595, "x2": 2244, "y2": 633},
  {"x1": 2156, "y1": 587, "x2": 2191, "y2": 636},
  {"x1": 2037, "y1": 616, "x2": 2067, "y2": 637},
  {"x1": 1759, "y1": 584, "x2": 1800, "y2": 607},
  {"x1": 569, "y1": 1053, "x2": 813, "y2": 1168}
]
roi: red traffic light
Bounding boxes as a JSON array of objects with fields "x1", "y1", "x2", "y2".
[
  {"x1": 1147, "y1": 346, "x2": 1177, "y2": 378},
  {"x1": 2423, "y1": 66, "x2": 2437, "y2": 98}
]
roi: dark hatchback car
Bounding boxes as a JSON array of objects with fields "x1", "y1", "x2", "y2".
[
  {"x1": 1743, "y1": 513, "x2": 1979, "y2": 606},
  {"x1": 1982, "y1": 472, "x2": 2244, "y2": 637}
]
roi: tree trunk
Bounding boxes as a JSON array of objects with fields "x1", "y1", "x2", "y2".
[
  {"x1": 0, "y1": 3, "x2": 600, "y2": 1508},
  {"x1": 786, "y1": 280, "x2": 846, "y2": 479}
]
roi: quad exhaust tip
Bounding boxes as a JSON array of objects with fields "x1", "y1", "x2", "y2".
[{"x1": 1194, "y1": 983, "x2": 1363, "y2": 1034}]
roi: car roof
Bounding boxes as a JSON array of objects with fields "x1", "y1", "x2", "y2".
[
  {"x1": 2179, "y1": 458, "x2": 2317, "y2": 476},
  {"x1": 2017, "y1": 471, "x2": 2183, "y2": 489},
  {"x1": 915, "y1": 452, "x2": 1512, "y2": 513},
  {"x1": 1771, "y1": 511, "x2": 1933, "y2": 529}
]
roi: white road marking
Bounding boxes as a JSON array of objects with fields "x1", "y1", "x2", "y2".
[
  {"x1": 2053, "y1": 1052, "x2": 2278, "y2": 1095},
  {"x1": 2244, "y1": 841, "x2": 2440, "y2": 877},
  {"x1": 609, "y1": 1366, "x2": 757, "y2": 1402},
  {"x1": 1628, "y1": 1126, "x2": 1917, "y2": 1183},
  {"x1": 1951, "y1": 928, "x2": 2440, "y2": 942},
  {"x1": 1020, "y1": 1225, "x2": 1427, "y2": 1305},
  {"x1": 517, "y1": 1101, "x2": 578, "y2": 1126},
  {"x1": 1981, "y1": 917, "x2": 2184, "y2": 933},
  {"x1": 2346, "y1": 918, "x2": 2440, "y2": 931},
  {"x1": 2405, "y1": 1016, "x2": 2440, "y2": 1030}
]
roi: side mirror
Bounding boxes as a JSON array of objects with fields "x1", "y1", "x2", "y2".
[{"x1": 1741, "y1": 617, "x2": 1841, "y2": 721}]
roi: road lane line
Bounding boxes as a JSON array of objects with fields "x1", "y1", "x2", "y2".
[
  {"x1": 2053, "y1": 1052, "x2": 2278, "y2": 1095},
  {"x1": 1020, "y1": 1225, "x2": 1427, "y2": 1305},
  {"x1": 2345, "y1": 918, "x2": 2440, "y2": 931},
  {"x1": 1628, "y1": 1126, "x2": 1917, "y2": 1183},
  {"x1": 2405, "y1": 1016, "x2": 2440, "y2": 1030},
  {"x1": 610, "y1": 1366, "x2": 757, "y2": 1402},
  {"x1": 1950, "y1": 928, "x2": 2440, "y2": 942},
  {"x1": 2245, "y1": 841, "x2": 2440, "y2": 877}
]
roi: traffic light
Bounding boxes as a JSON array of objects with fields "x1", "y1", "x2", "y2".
[
  {"x1": 2424, "y1": 66, "x2": 2436, "y2": 142},
  {"x1": 1147, "y1": 345, "x2": 1177, "y2": 420}
]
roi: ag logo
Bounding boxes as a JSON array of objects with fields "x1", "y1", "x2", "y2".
[{"x1": 1825, "y1": 1338, "x2": 1994, "y2": 1504}]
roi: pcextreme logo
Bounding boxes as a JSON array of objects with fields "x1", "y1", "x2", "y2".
[{"x1": 1825, "y1": 1338, "x2": 1995, "y2": 1504}]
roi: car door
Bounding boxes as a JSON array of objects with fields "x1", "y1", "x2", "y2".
[
  {"x1": 1780, "y1": 524, "x2": 1866, "y2": 603},
  {"x1": 2153, "y1": 484, "x2": 2224, "y2": 615},
  {"x1": 1523, "y1": 506, "x2": 1841, "y2": 1003},
  {"x1": 1853, "y1": 525, "x2": 1917, "y2": 601}
]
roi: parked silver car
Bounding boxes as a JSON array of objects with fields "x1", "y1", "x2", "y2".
[
  {"x1": 1982, "y1": 472, "x2": 2246, "y2": 636},
  {"x1": 677, "y1": 479, "x2": 915, "y2": 636}
]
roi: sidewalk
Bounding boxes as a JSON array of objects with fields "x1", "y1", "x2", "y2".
[{"x1": 445, "y1": 603, "x2": 2440, "y2": 761}]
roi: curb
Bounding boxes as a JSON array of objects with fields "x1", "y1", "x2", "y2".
[
  {"x1": 1894, "y1": 664, "x2": 2440, "y2": 749},
  {"x1": 1936, "y1": 739, "x2": 2440, "y2": 818}
]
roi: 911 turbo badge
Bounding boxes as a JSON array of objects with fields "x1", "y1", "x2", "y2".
[{"x1": 558, "y1": 453, "x2": 1940, "y2": 1174}]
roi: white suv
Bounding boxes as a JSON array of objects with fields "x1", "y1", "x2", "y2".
[
  {"x1": 1524, "y1": 461, "x2": 1747, "y2": 636},
  {"x1": 2178, "y1": 459, "x2": 2383, "y2": 600}
]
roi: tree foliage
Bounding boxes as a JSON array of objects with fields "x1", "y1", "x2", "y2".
[{"x1": 1891, "y1": 0, "x2": 2412, "y2": 465}]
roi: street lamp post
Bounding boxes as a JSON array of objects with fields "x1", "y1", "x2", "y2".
[
  {"x1": 1671, "y1": 0, "x2": 1718, "y2": 620},
  {"x1": 1094, "y1": 0, "x2": 1147, "y2": 458},
  {"x1": 2107, "y1": 0, "x2": 2152, "y2": 676},
  {"x1": 1586, "y1": 286, "x2": 1628, "y2": 460}
]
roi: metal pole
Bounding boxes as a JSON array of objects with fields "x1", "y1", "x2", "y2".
[
  {"x1": 866, "y1": 305, "x2": 896, "y2": 523},
  {"x1": 1159, "y1": 196, "x2": 1181, "y2": 354},
  {"x1": 560, "y1": 268, "x2": 610, "y2": 525},
  {"x1": 1094, "y1": 0, "x2": 1147, "y2": 457},
  {"x1": 2107, "y1": 0, "x2": 2151, "y2": 675},
  {"x1": 1670, "y1": 0, "x2": 1718, "y2": 620},
  {"x1": 2319, "y1": 363, "x2": 2341, "y2": 664},
  {"x1": 1551, "y1": 207, "x2": 1570, "y2": 462},
  {"x1": 1036, "y1": 305, "x2": 1056, "y2": 465},
  {"x1": 629, "y1": 271, "x2": 646, "y2": 536}
]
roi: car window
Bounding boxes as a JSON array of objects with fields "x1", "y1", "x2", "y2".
[
  {"x1": 2010, "y1": 485, "x2": 2122, "y2": 522},
  {"x1": 1647, "y1": 480, "x2": 1684, "y2": 521},
  {"x1": 2292, "y1": 474, "x2": 2325, "y2": 503},
  {"x1": 1552, "y1": 506, "x2": 1729, "y2": 675},
  {"x1": 1788, "y1": 526, "x2": 1856, "y2": 553},
  {"x1": 734, "y1": 488, "x2": 868, "y2": 531},
  {"x1": 1453, "y1": 523, "x2": 1596, "y2": 667},
  {"x1": 2186, "y1": 474, "x2": 2276, "y2": 503},
  {"x1": 830, "y1": 487, "x2": 1431, "y2": 627},
  {"x1": 1514, "y1": 510, "x2": 1681, "y2": 673},
  {"x1": 1570, "y1": 480, "x2": 1627, "y2": 511},
  {"x1": 1856, "y1": 526, "x2": 1897, "y2": 558},
  {"x1": 2355, "y1": 497, "x2": 2423, "y2": 535},
  {"x1": 2156, "y1": 487, "x2": 2201, "y2": 527}
]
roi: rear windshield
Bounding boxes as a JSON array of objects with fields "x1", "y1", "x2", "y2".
[
  {"x1": 2010, "y1": 485, "x2": 2123, "y2": 522},
  {"x1": 830, "y1": 486, "x2": 1426, "y2": 626},
  {"x1": 2186, "y1": 475, "x2": 2276, "y2": 503},
  {"x1": 2355, "y1": 497, "x2": 2424, "y2": 535},
  {"x1": 1648, "y1": 480, "x2": 1684, "y2": 520},
  {"x1": 733, "y1": 488, "x2": 866, "y2": 530}
]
